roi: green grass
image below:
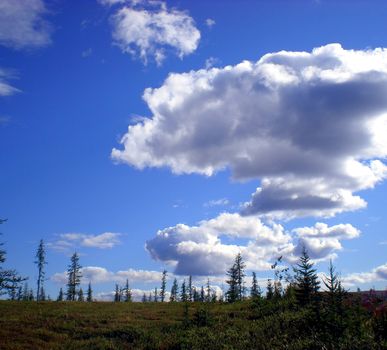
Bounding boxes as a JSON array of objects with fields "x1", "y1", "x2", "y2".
[{"x1": 0, "y1": 300, "x2": 384, "y2": 350}]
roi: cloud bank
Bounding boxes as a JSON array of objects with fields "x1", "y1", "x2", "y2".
[
  {"x1": 100, "y1": 0, "x2": 200, "y2": 65},
  {"x1": 0, "y1": 0, "x2": 52, "y2": 50},
  {"x1": 112, "y1": 44, "x2": 387, "y2": 219},
  {"x1": 146, "y1": 213, "x2": 359, "y2": 275}
]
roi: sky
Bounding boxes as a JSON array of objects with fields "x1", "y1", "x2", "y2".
[{"x1": 0, "y1": 0, "x2": 386, "y2": 301}]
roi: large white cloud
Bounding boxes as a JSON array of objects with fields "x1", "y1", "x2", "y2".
[
  {"x1": 0, "y1": 0, "x2": 52, "y2": 50},
  {"x1": 112, "y1": 44, "x2": 387, "y2": 218},
  {"x1": 101, "y1": 0, "x2": 200, "y2": 65},
  {"x1": 145, "y1": 212, "x2": 358, "y2": 275}
]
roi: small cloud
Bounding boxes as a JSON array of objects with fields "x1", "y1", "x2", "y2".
[
  {"x1": 203, "y1": 198, "x2": 230, "y2": 208},
  {"x1": 81, "y1": 48, "x2": 93, "y2": 58},
  {"x1": 100, "y1": 0, "x2": 200, "y2": 65},
  {"x1": 0, "y1": 68, "x2": 20, "y2": 96},
  {"x1": 205, "y1": 57, "x2": 220, "y2": 69},
  {"x1": 49, "y1": 232, "x2": 122, "y2": 252},
  {"x1": 205, "y1": 18, "x2": 215, "y2": 28}
]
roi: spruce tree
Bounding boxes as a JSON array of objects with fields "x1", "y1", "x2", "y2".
[
  {"x1": 124, "y1": 279, "x2": 132, "y2": 302},
  {"x1": 154, "y1": 287, "x2": 158, "y2": 302},
  {"x1": 180, "y1": 280, "x2": 187, "y2": 302},
  {"x1": 188, "y1": 275, "x2": 193, "y2": 302},
  {"x1": 39, "y1": 286, "x2": 46, "y2": 301},
  {"x1": 57, "y1": 287, "x2": 64, "y2": 301},
  {"x1": 114, "y1": 284, "x2": 121, "y2": 302},
  {"x1": 66, "y1": 252, "x2": 82, "y2": 301},
  {"x1": 78, "y1": 288, "x2": 84, "y2": 302},
  {"x1": 34, "y1": 239, "x2": 47, "y2": 301},
  {"x1": 200, "y1": 286, "x2": 205, "y2": 302},
  {"x1": 193, "y1": 287, "x2": 200, "y2": 302},
  {"x1": 206, "y1": 278, "x2": 211, "y2": 303},
  {"x1": 160, "y1": 270, "x2": 167, "y2": 302},
  {"x1": 226, "y1": 253, "x2": 246, "y2": 302},
  {"x1": 251, "y1": 272, "x2": 261, "y2": 299},
  {"x1": 266, "y1": 279, "x2": 274, "y2": 300},
  {"x1": 170, "y1": 278, "x2": 178, "y2": 302},
  {"x1": 293, "y1": 246, "x2": 320, "y2": 306},
  {"x1": 142, "y1": 293, "x2": 147, "y2": 302},
  {"x1": 86, "y1": 282, "x2": 93, "y2": 302},
  {"x1": 0, "y1": 219, "x2": 24, "y2": 296}
]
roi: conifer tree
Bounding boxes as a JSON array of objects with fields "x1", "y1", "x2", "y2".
[
  {"x1": 34, "y1": 239, "x2": 47, "y2": 301},
  {"x1": 180, "y1": 279, "x2": 187, "y2": 302},
  {"x1": 160, "y1": 270, "x2": 167, "y2": 302},
  {"x1": 28, "y1": 289, "x2": 34, "y2": 301},
  {"x1": 266, "y1": 279, "x2": 274, "y2": 300},
  {"x1": 57, "y1": 287, "x2": 64, "y2": 301},
  {"x1": 114, "y1": 284, "x2": 121, "y2": 302},
  {"x1": 293, "y1": 246, "x2": 320, "y2": 306},
  {"x1": 154, "y1": 287, "x2": 158, "y2": 302},
  {"x1": 66, "y1": 252, "x2": 82, "y2": 301},
  {"x1": 142, "y1": 293, "x2": 147, "y2": 302},
  {"x1": 124, "y1": 279, "x2": 132, "y2": 302},
  {"x1": 86, "y1": 282, "x2": 93, "y2": 302},
  {"x1": 226, "y1": 253, "x2": 246, "y2": 302},
  {"x1": 0, "y1": 219, "x2": 24, "y2": 296},
  {"x1": 200, "y1": 286, "x2": 205, "y2": 302},
  {"x1": 22, "y1": 283, "x2": 29, "y2": 301},
  {"x1": 188, "y1": 275, "x2": 193, "y2": 302},
  {"x1": 206, "y1": 278, "x2": 211, "y2": 303},
  {"x1": 170, "y1": 278, "x2": 178, "y2": 302},
  {"x1": 40, "y1": 286, "x2": 46, "y2": 301},
  {"x1": 251, "y1": 272, "x2": 261, "y2": 299},
  {"x1": 17, "y1": 285, "x2": 23, "y2": 301},
  {"x1": 193, "y1": 287, "x2": 200, "y2": 302},
  {"x1": 78, "y1": 288, "x2": 84, "y2": 302},
  {"x1": 148, "y1": 292, "x2": 152, "y2": 302}
]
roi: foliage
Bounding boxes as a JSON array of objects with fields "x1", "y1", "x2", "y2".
[
  {"x1": 226, "y1": 252, "x2": 246, "y2": 302},
  {"x1": 66, "y1": 252, "x2": 82, "y2": 301},
  {"x1": 35, "y1": 239, "x2": 47, "y2": 301}
]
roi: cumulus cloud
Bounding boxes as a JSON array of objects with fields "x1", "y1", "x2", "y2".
[
  {"x1": 0, "y1": 0, "x2": 52, "y2": 50},
  {"x1": 49, "y1": 232, "x2": 121, "y2": 251},
  {"x1": 112, "y1": 44, "x2": 387, "y2": 218},
  {"x1": 146, "y1": 212, "x2": 359, "y2": 275},
  {"x1": 342, "y1": 263, "x2": 387, "y2": 287},
  {"x1": 292, "y1": 222, "x2": 360, "y2": 260},
  {"x1": 100, "y1": 0, "x2": 200, "y2": 65},
  {"x1": 51, "y1": 266, "x2": 165, "y2": 285}
]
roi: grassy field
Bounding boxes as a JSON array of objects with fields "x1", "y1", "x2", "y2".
[
  {"x1": 0, "y1": 300, "x2": 385, "y2": 350},
  {"x1": 0, "y1": 301, "x2": 245, "y2": 350}
]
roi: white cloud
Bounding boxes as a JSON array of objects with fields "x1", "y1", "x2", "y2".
[
  {"x1": 203, "y1": 198, "x2": 229, "y2": 207},
  {"x1": 100, "y1": 0, "x2": 200, "y2": 65},
  {"x1": 49, "y1": 232, "x2": 121, "y2": 251},
  {"x1": 0, "y1": 0, "x2": 52, "y2": 50},
  {"x1": 205, "y1": 18, "x2": 215, "y2": 28},
  {"x1": 0, "y1": 68, "x2": 19, "y2": 96},
  {"x1": 112, "y1": 44, "x2": 387, "y2": 218},
  {"x1": 146, "y1": 212, "x2": 358, "y2": 275},
  {"x1": 342, "y1": 263, "x2": 387, "y2": 287}
]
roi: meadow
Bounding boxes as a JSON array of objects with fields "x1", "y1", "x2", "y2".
[{"x1": 0, "y1": 295, "x2": 385, "y2": 350}]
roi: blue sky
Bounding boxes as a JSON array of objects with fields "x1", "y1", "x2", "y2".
[{"x1": 0, "y1": 0, "x2": 386, "y2": 300}]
